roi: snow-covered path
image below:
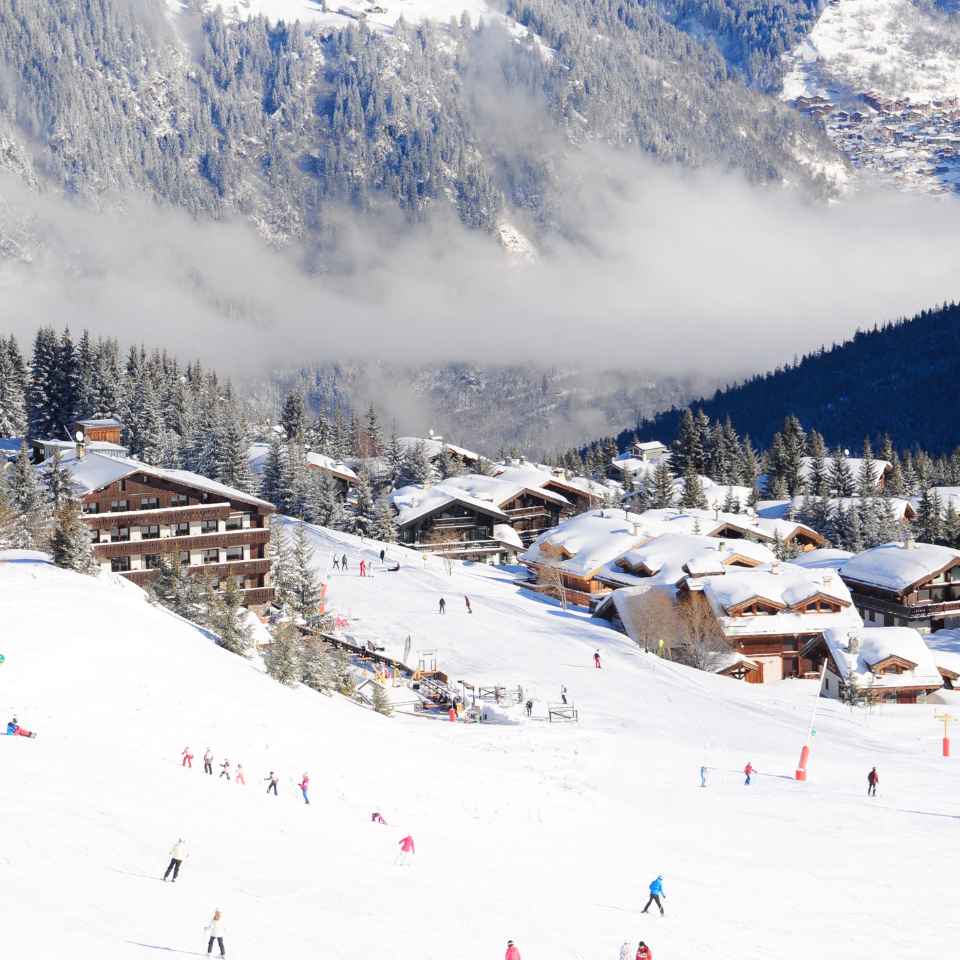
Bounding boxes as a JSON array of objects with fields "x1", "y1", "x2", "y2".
[{"x1": 1, "y1": 544, "x2": 958, "y2": 959}]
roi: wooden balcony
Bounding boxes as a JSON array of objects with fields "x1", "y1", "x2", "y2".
[
  {"x1": 94, "y1": 528, "x2": 269, "y2": 559},
  {"x1": 84, "y1": 503, "x2": 233, "y2": 529}
]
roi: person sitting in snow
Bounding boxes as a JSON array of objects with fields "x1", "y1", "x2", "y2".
[
  {"x1": 505, "y1": 940, "x2": 521, "y2": 960},
  {"x1": 6, "y1": 716, "x2": 35, "y2": 737},
  {"x1": 371, "y1": 812, "x2": 387, "y2": 824},
  {"x1": 636, "y1": 941, "x2": 652, "y2": 960}
]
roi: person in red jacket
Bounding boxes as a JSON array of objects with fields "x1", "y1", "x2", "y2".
[
  {"x1": 594, "y1": 650, "x2": 602, "y2": 669},
  {"x1": 744, "y1": 761, "x2": 754, "y2": 785},
  {"x1": 181, "y1": 747, "x2": 193, "y2": 768},
  {"x1": 359, "y1": 559, "x2": 367, "y2": 577},
  {"x1": 298, "y1": 773, "x2": 310, "y2": 805},
  {"x1": 505, "y1": 940, "x2": 521, "y2": 960},
  {"x1": 396, "y1": 834, "x2": 415, "y2": 865},
  {"x1": 867, "y1": 766, "x2": 879, "y2": 797},
  {"x1": 636, "y1": 942, "x2": 652, "y2": 960}
]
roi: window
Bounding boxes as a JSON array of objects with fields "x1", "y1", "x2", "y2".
[
  {"x1": 140, "y1": 497, "x2": 160, "y2": 510},
  {"x1": 170, "y1": 494, "x2": 188, "y2": 508},
  {"x1": 83, "y1": 502, "x2": 99, "y2": 515},
  {"x1": 201, "y1": 519, "x2": 219, "y2": 534},
  {"x1": 179, "y1": 551, "x2": 190, "y2": 567},
  {"x1": 141, "y1": 525, "x2": 161, "y2": 541},
  {"x1": 174, "y1": 522, "x2": 190, "y2": 537},
  {"x1": 110, "y1": 526, "x2": 130, "y2": 543},
  {"x1": 110, "y1": 500, "x2": 129, "y2": 513},
  {"x1": 202, "y1": 548, "x2": 220, "y2": 565},
  {"x1": 111, "y1": 556, "x2": 131, "y2": 573},
  {"x1": 884, "y1": 613, "x2": 894, "y2": 627},
  {"x1": 225, "y1": 514, "x2": 246, "y2": 531},
  {"x1": 224, "y1": 546, "x2": 244, "y2": 562},
  {"x1": 144, "y1": 554, "x2": 162, "y2": 570}
]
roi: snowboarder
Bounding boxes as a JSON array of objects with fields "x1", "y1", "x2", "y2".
[
  {"x1": 380, "y1": 548, "x2": 386, "y2": 563},
  {"x1": 700, "y1": 765, "x2": 707, "y2": 788},
  {"x1": 181, "y1": 747, "x2": 193, "y2": 768},
  {"x1": 636, "y1": 942, "x2": 652, "y2": 960},
  {"x1": 744, "y1": 761, "x2": 754, "y2": 785},
  {"x1": 505, "y1": 940, "x2": 521, "y2": 960},
  {"x1": 298, "y1": 773, "x2": 310, "y2": 804},
  {"x1": 219, "y1": 760, "x2": 231, "y2": 781},
  {"x1": 265, "y1": 771, "x2": 279, "y2": 795},
  {"x1": 465, "y1": 595, "x2": 472, "y2": 614},
  {"x1": 203, "y1": 749, "x2": 213, "y2": 775},
  {"x1": 396, "y1": 834, "x2": 415, "y2": 865},
  {"x1": 341, "y1": 553, "x2": 349, "y2": 571},
  {"x1": 205, "y1": 909, "x2": 226, "y2": 957},
  {"x1": 867, "y1": 766, "x2": 879, "y2": 797},
  {"x1": 333, "y1": 556, "x2": 341, "y2": 572},
  {"x1": 439, "y1": 597, "x2": 446, "y2": 615},
  {"x1": 642, "y1": 875, "x2": 665, "y2": 916},
  {"x1": 163, "y1": 838, "x2": 187, "y2": 882},
  {"x1": 359, "y1": 559, "x2": 367, "y2": 577},
  {"x1": 525, "y1": 699, "x2": 533, "y2": 717},
  {"x1": 6, "y1": 717, "x2": 35, "y2": 738},
  {"x1": 561, "y1": 685, "x2": 568, "y2": 705},
  {"x1": 371, "y1": 812, "x2": 387, "y2": 824},
  {"x1": 235, "y1": 763, "x2": 246, "y2": 786},
  {"x1": 594, "y1": 650, "x2": 602, "y2": 669}
]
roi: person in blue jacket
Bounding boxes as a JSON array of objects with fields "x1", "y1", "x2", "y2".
[{"x1": 642, "y1": 875, "x2": 665, "y2": 916}]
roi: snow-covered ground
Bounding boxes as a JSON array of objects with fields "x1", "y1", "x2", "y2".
[{"x1": 2, "y1": 537, "x2": 959, "y2": 960}]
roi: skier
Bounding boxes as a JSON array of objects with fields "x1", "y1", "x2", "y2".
[
  {"x1": 6, "y1": 717, "x2": 35, "y2": 737},
  {"x1": 333, "y1": 555, "x2": 341, "y2": 572},
  {"x1": 163, "y1": 838, "x2": 187, "y2": 882},
  {"x1": 561, "y1": 685, "x2": 568, "y2": 705},
  {"x1": 636, "y1": 942, "x2": 652, "y2": 960},
  {"x1": 525, "y1": 699, "x2": 533, "y2": 717},
  {"x1": 204, "y1": 909, "x2": 226, "y2": 957},
  {"x1": 619, "y1": 942, "x2": 633, "y2": 960},
  {"x1": 594, "y1": 650, "x2": 602, "y2": 669},
  {"x1": 396, "y1": 834, "x2": 415, "y2": 865},
  {"x1": 439, "y1": 597, "x2": 446, "y2": 615},
  {"x1": 505, "y1": 940, "x2": 521, "y2": 960},
  {"x1": 380, "y1": 548, "x2": 386, "y2": 563},
  {"x1": 203, "y1": 749, "x2": 213, "y2": 775},
  {"x1": 359, "y1": 559, "x2": 367, "y2": 577},
  {"x1": 181, "y1": 747, "x2": 193, "y2": 768},
  {"x1": 265, "y1": 771, "x2": 279, "y2": 796},
  {"x1": 642, "y1": 875, "x2": 665, "y2": 916},
  {"x1": 219, "y1": 760, "x2": 231, "y2": 781},
  {"x1": 744, "y1": 761, "x2": 754, "y2": 786},
  {"x1": 235, "y1": 763, "x2": 246, "y2": 786},
  {"x1": 465, "y1": 595, "x2": 472, "y2": 614},
  {"x1": 298, "y1": 773, "x2": 310, "y2": 805},
  {"x1": 448, "y1": 706, "x2": 457, "y2": 722},
  {"x1": 700, "y1": 765, "x2": 707, "y2": 788},
  {"x1": 341, "y1": 553, "x2": 349, "y2": 571},
  {"x1": 371, "y1": 812, "x2": 387, "y2": 824},
  {"x1": 867, "y1": 766, "x2": 879, "y2": 797}
]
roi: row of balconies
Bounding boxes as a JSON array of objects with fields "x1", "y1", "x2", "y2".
[
  {"x1": 97, "y1": 544, "x2": 261, "y2": 574},
  {"x1": 91, "y1": 515, "x2": 255, "y2": 544}
]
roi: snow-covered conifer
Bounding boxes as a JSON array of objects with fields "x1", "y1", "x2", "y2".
[
  {"x1": 352, "y1": 467, "x2": 376, "y2": 535},
  {"x1": 51, "y1": 498, "x2": 97, "y2": 575},
  {"x1": 291, "y1": 522, "x2": 323, "y2": 627},
  {"x1": 370, "y1": 497, "x2": 398, "y2": 543},
  {"x1": 266, "y1": 621, "x2": 302, "y2": 685},
  {"x1": 648, "y1": 461, "x2": 676, "y2": 509}
]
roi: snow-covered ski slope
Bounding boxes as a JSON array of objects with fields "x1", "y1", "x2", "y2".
[{"x1": 1, "y1": 537, "x2": 958, "y2": 960}]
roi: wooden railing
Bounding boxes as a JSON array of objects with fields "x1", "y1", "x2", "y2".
[
  {"x1": 94, "y1": 528, "x2": 269, "y2": 559},
  {"x1": 84, "y1": 503, "x2": 233, "y2": 529}
]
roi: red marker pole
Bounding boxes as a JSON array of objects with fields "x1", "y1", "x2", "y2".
[{"x1": 796, "y1": 662, "x2": 827, "y2": 781}]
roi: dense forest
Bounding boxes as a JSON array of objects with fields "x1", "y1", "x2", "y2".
[{"x1": 599, "y1": 302, "x2": 960, "y2": 455}]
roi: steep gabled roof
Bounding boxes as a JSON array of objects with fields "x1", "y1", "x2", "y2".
[{"x1": 840, "y1": 542, "x2": 960, "y2": 594}]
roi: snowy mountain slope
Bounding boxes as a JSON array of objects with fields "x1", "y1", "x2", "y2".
[{"x1": 1, "y1": 548, "x2": 958, "y2": 959}]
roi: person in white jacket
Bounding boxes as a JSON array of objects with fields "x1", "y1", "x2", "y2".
[
  {"x1": 162, "y1": 838, "x2": 187, "y2": 882},
  {"x1": 205, "y1": 909, "x2": 226, "y2": 957},
  {"x1": 619, "y1": 942, "x2": 633, "y2": 960}
]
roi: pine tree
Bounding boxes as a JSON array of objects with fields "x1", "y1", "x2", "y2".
[
  {"x1": 301, "y1": 638, "x2": 336, "y2": 693},
  {"x1": 76, "y1": 330, "x2": 98, "y2": 418},
  {"x1": 291, "y1": 522, "x2": 323, "y2": 627},
  {"x1": 404, "y1": 441, "x2": 438, "y2": 486},
  {"x1": 679, "y1": 462, "x2": 707, "y2": 510},
  {"x1": 280, "y1": 443, "x2": 311, "y2": 517},
  {"x1": 739, "y1": 435, "x2": 760, "y2": 490},
  {"x1": 648, "y1": 461, "x2": 676, "y2": 509},
  {"x1": 51, "y1": 498, "x2": 97, "y2": 575},
  {"x1": 27, "y1": 327, "x2": 59, "y2": 439},
  {"x1": 281, "y1": 390, "x2": 307, "y2": 441},
  {"x1": 829, "y1": 451, "x2": 855, "y2": 497},
  {"x1": 806, "y1": 430, "x2": 830, "y2": 498},
  {"x1": 386, "y1": 433, "x2": 406, "y2": 487},
  {"x1": 261, "y1": 433, "x2": 284, "y2": 507},
  {"x1": 266, "y1": 621, "x2": 302, "y2": 685},
  {"x1": 857, "y1": 439, "x2": 879, "y2": 497},
  {"x1": 671, "y1": 409, "x2": 704, "y2": 477},
  {"x1": 331, "y1": 645, "x2": 356, "y2": 696},
  {"x1": 43, "y1": 449, "x2": 76, "y2": 507},
  {"x1": 365, "y1": 404, "x2": 383, "y2": 457},
  {"x1": 0, "y1": 480, "x2": 16, "y2": 550},
  {"x1": 268, "y1": 518, "x2": 295, "y2": 614},
  {"x1": 352, "y1": 467, "x2": 376, "y2": 535},
  {"x1": 780, "y1": 416, "x2": 807, "y2": 495},
  {"x1": 915, "y1": 489, "x2": 944, "y2": 543},
  {"x1": 51, "y1": 327, "x2": 81, "y2": 434},
  {"x1": 209, "y1": 578, "x2": 253, "y2": 656},
  {"x1": 128, "y1": 375, "x2": 166, "y2": 465},
  {"x1": 0, "y1": 341, "x2": 27, "y2": 437},
  {"x1": 8, "y1": 441, "x2": 50, "y2": 549},
  {"x1": 721, "y1": 487, "x2": 741, "y2": 514},
  {"x1": 371, "y1": 681, "x2": 393, "y2": 716},
  {"x1": 943, "y1": 501, "x2": 960, "y2": 548},
  {"x1": 216, "y1": 408, "x2": 254, "y2": 492},
  {"x1": 371, "y1": 496, "x2": 398, "y2": 542},
  {"x1": 901, "y1": 452, "x2": 919, "y2": 497}
]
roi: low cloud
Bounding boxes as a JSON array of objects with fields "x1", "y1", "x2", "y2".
[{"x1": 1, "y1": 153, "x2": 960, "y2": 389}]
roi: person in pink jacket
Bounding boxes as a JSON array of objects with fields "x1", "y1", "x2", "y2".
[
  {"x1": 181, "y1": 747, "x2": 193, "y2": 768},
  {"x1": 396, "y1": 834, "x2": 415, "y2": 865},
  {"x1": 505, "y1": 940, "x2": 521, "y2": 960},
  {"x1": 298, "y1": 773, "x2": 310, "y2": 805}
]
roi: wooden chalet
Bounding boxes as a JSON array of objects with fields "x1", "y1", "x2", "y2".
[
  {"x1": 541, "y1": 474, "x2": 604, "y2": 516},
  {"x1": 839, "y1": 542, "x2": 960, "y2": 634},
  {"x1": 52, "y1": 447, "x2": 275, "y2": 610},
  {"x1": 707, "y1": 516, "x2": 825, "y2": 552},
  {"x1": 32, "y1": 417, "x2": 129, "y2": 461}
]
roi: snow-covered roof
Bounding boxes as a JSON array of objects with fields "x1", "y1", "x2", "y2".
[
  {"x1": 43, "y1": 450, "x2": 274, "y2": 510},
  {"x1": 610, "y1": 457, "x2": 662, "y2": 477},
  {"x1": 821, "y1": 627, "x2": 942, "y2": 690},
  {"x1": 697, "y1": 563, "x2": 861, "y2": 639},
  {"x1": 840, "y1": 542, "x2": 960, "y2": 593},
  {"x1": 35, "y1": 438, "x2": 128, "y2": 454},
  {"x1": 75, "y1": 418, "x2": 122, "y2": 428},
  {"x1": 493, "y1": 524, "x2": 524, "y2": 550},
  {"x1": 494, "y1": 462, "x2": 608, "y2": 501},
  {"x1": 634, "y1": 441, "x2": 668, "y2": 452},
  {"x1": 788, "y1": 548, "x2": 855, "y2": 572},
  {"x1": 925, "y1": 629, "x2": 960, "y2": 679},
  {"x1": 391, "y1": 484, "x2": 510, "y2": 527},
  {"x1": 396, "y1": 436, "x2": 481, "y2": 464},
  {"x1": 439, "y1": 473, "x2": 569, "y2": 509},
  {"x1": 635, "y1": 507, "x2": 822, "y2": 546},
  {"x1": 246, "y1": 442, "x2": 358, "y2": 483}
]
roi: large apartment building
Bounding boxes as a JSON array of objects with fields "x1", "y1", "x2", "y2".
[{"x1": 48, "y1": 447, "x2": 276, "y2": 610}]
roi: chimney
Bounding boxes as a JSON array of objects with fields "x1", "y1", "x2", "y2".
[
  {"x1": 847, "y1": 632, "x2": 859, "y2": 654},
  {"x1": 75, "y1": 430, "x2": 86, "y2": 461},
  {"x1": 718, "y1": 540, "x2": 726, "y2": 552}
]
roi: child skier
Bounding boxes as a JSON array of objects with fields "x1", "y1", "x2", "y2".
[
  {"x1": 642, "y1": 875, "x2": 665, "y2": 916},
  {"x1": 867, "y1": 766, "x2": 879, "y2": 797},
  {"x1": 298, "y1": 773, "x2": 310, "y2": 804},
  {"x1": 265, "y1": 771, "x2": 279, "y2": 795},
  {"x1": 619, "y1": 942, "x2": 632, "y2": 960},
  {"x1": 341, "y1": 553, "x2": 349, "y2": 571},
  {"x1": 359, "y1": 559, "x2": 366, "y2": 577},
  {"x1": 235, "y1": 763, "x2": 246, "y2": 786},
  {"x1": 744, "y1": 762, "x2": 754, "y2": 785},
  {"x1": 636, "y1": 942, "x2": 652, "y2": 960},
  {"x1": 204, "y1": 909, "x2": 226, "y2": 957},
  {"x1": 594, "y1": 650, "x2": 602, "y2": 669},
  {"x1": 181, "y1": 747, "x2": 193, "y2": 768},
  {"x1": 371, "y1": 812, "x2": 387, "y2": 824},
  {"x1": 333, "y1": 556, "x2": 341, "y2": 572},
  {"x1": 396, "y1": 834, "x2": 415, "y2": 865},
  {"x1": 505, "y1": 941, "x2": 521, "y2": 960},
  {"x1": 203, "y1": 749, "x2": 213, "y2": 775},
  {"x1": 163, "y1": 838, "x2": 187, "y2": 882},
  {"x1": 219, "y1": 760, "x2": 231, "y2": 781}
]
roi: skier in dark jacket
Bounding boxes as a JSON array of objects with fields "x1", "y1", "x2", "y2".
[
  {"x1": 465, "y1": 595, "x2": 472, "y2": 614},
  {"x1": 341, "y1": 554, "x2": 349, "y2": 571},
  {"x1": 439, "y1": 597, "x2": 446, "y2": 614},
  {"x1": 642, "y1": 875, "x2": 665, "y2": 916},
  {"x1": 867, "y1": 767, "x2": 879, "y2": 796},
  {"x1": 265, "y1": 772, "x2": 279, "y2": 795}
]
